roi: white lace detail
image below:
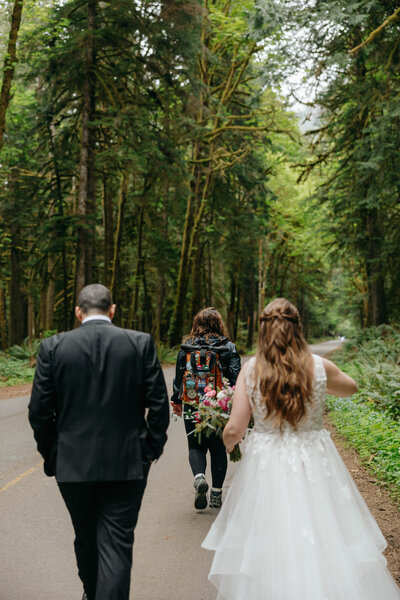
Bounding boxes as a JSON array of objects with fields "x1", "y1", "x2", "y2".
[
  {"x1": 245, "y1": 354, "x2": 327, "y2": 434},
  {"x1": 245, "y1": 429, "x2": 332, "y2": 484}
]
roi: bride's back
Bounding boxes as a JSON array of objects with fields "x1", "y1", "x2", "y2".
[{"x1": 246, "y1": 353, "x2": 327, "y2": 434}]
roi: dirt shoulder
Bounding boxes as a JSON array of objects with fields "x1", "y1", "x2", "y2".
[
  {"x1": 0, "y1": 383, "x2": 32, "y2": 400},
  {"x1": 326, "y1": 416, "x2": 400, "y2": 584}
]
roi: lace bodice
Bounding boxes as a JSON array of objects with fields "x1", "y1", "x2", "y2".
[{"x1": 246, "y1": 354, "x2": 327, "y2": 434}]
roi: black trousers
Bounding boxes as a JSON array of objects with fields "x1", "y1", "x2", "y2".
[
  {"x1": 58, "y1": 471, "x2": 149, "y2": 600},
  {"x1": 184, "y1": 406, "x2": 227, "y2": 488}
]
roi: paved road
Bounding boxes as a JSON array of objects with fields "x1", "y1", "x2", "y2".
[{"x1": 0, "y1": 340, "x2": 342, "y2": 600}]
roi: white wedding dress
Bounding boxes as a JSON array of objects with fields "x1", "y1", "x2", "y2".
[{"x1": 202, "y1": 354, "x2": 400, "y2": 600}]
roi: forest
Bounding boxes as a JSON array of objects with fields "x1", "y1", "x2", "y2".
[{"x1": 1, "y1": 0, "x2": 400, "y2": 352}]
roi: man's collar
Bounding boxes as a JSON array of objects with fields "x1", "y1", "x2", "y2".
[{"x1": 82, "y1": 314, "x2": 111, "y2": 324}]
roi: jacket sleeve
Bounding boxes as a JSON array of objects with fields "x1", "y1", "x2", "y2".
[
  {"x1": 143, "y1": 335, "x2": 170, "y2": 461},
  {"x1": 28, "y1": 340, "x2": 58, "y2": 477},
  {"x1": 170, "y1": 350, "x2": 186, "y2": 404},
  {"x1": 226, "y1": 342, "x2": 241, "y2": 385}
]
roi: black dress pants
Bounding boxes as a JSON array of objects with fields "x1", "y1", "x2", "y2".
[{"x1": 58, "y1": 472, "x2": 148, "y2": 600}]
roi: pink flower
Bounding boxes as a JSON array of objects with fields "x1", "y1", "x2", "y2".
[
  {"x1": 205, "y1": 389, "x2": 216, "y2": 397},
  {"x1": 204, "y1": 386, "x2": 212, "y2": 393},
  {"x1": 202, "y1": 397, "x2": 211, "y2": 406},
  {"x1": 218, "y1": 398, "x2": 228, "y2": 411}
]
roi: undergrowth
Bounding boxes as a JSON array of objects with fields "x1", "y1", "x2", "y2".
[
  {"x1": 0, "y1": 332, "x2": 58, "y2": 387},
  {"x1": 328, "y1": 325, "x2": 400, "y2": 503},
  {"x1": 0, "y1": 353, "x2": 35, "y2": 387}
]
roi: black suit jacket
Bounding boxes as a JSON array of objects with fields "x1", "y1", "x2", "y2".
[{"x1": 28, "y1": 320, "x2": 169, "y2": 482}]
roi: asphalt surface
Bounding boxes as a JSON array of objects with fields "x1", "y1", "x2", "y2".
[{"x1": 0, "y1": 340, "x2": 342, "y2": 600}]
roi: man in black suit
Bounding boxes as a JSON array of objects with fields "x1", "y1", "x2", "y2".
[{"x1": 28, "y1": 284, "x2": 170, "y2": 600}]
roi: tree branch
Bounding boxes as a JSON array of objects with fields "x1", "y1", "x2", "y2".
[{"x1": 350, "y1": 7, "x2": 400, "y2": 54}]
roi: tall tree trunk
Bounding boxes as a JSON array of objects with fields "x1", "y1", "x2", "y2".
[
  {"x1": 103, "y1": 172, "x2": 113, "y2": 288},
  {"x1": 168, "y1": 179, "x2": 196, "y2": 345},
  {"x1": 46, "y1": 256, "x2": 55, "y2": 330},
  {"x1": 227, "y1": 273, "x2": 236, "y2": 338},
  {"x1": 366, "y1": 210, "x2": 387, "y2": 325},
  {"x1": 155, "y1": 273, "x2": 166, "y2": 343},
  {"x1": 0, "y1": 0, "x2": 24, "y2": 151},
  {"x1": 46, "y1": 118, "x2": 68, "y2": 329},
  {"x1": 8, "y1": 168, "x2": 25, "y2": 345},
  {"x1": 0, "y1": 288, "x2": 7, "y2": 349},
  {"x1": 9, "y1": 228, "x2": 25, "y2": 345},
  {"x1": 206, "y1": 241, "x2": 212, "y2": 307},
  {"x1": 110, "y1": 172, "x2": 128, "y2": 304},
  {"x1": 141, "y1": 262, "x2": 151, "y2": 333},
  {"x1": 190, "y1": 241, "x2": 202, "y2": 319},
  {"x1": 75, "y1": 0, "x2": 97, "y2": 298},
  {"x1": 155, "y1": 205, "x2": 168, "y2": 343},
  {"x1": 246, "y1": 278, "x2": 255, "y2": 350},
  {"x1": 27, "y1": 295, "x2": 35, "y2": 342},
  {"x1": 234, "y1": 285, "x2": 241, "y2": 341},
  {"x1": 169, "y1": 166, "x2": 214, "y2": 345},
  {"x1": 9, "y1": 245, "x2": 24, "y2": 345},
  {"x1": 40, "y1": 288, "x2": 47, "y2": 333},
  {"x1": 129, "y1": 200, "x2": 145, "y2": 329},
  {"x1": 258, "y1": 239, "x2": 267, "y2": 316}
]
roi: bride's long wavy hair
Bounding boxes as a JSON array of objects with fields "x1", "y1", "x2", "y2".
[{"x1": 255, "y1": 298, "x2": 314, "y2": 428}]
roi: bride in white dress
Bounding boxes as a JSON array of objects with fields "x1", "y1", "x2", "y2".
[{"x1": 202, "y1": 298, "x2": 400, "y2": 600}]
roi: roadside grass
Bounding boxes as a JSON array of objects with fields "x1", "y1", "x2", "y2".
[
  {"x1": 0, "y1": 352, "x2": 35, "y2": 387},
  {"x1": 157, "y1": 343, "x2": 180, "y2": 365},
  {"x1": 0, "y1": 333, "x2": 58, "y2": 388},
  {"x1": 328, "y1": 325, "x2": 400, "y2": 504}
]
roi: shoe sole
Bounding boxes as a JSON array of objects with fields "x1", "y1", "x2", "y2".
[
  {"x1": 195, "y1": 493, "x2": 208, "y2": 510},
  {"x1": 194, "y1": 480, "x2": 209, "y2": 510}
]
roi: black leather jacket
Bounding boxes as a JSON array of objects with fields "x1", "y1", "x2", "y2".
[{"x1": 171, "y1": 336, "x2": 241, "y2": 404}]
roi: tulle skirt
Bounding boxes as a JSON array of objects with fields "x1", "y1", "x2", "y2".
[{"x1": 202, "y1": 428, "x2": 400, "y2": 600}]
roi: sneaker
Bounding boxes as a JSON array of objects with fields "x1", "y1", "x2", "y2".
[
  {"x1": 194, "y1": 475, "x2": 209, "y2": 510},
  {"x1": 209, "y1": 489, "x2": 222, "y2": 509}
]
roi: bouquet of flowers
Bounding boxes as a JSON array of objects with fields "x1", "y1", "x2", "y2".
[{"x1": 186, "y1": 378, "x2": 243, "y2": 462}]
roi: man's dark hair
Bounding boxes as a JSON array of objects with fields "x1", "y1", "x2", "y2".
[{"x1": 77, "y1": 284, "x2": 112, "y2": 314}]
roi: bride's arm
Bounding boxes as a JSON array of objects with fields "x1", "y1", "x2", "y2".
[
  {"x1": 223, "y1": 363, "x2": 252, "y2": 453},
  {"x1": 323, "y1": 357, "x2": 358, "y2": 397}
]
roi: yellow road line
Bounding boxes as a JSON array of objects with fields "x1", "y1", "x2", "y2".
[{"x1": 0, "y1": 460, "x2": 43, "y2": 494}]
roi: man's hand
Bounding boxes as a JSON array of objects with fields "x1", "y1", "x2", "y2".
[{"x1": 171, "y1": 402, "x2": 182, "y2": 416}]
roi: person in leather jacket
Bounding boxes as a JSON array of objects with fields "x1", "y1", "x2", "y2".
[{"x1": 171, "y1": 307, "x2": 241, "y2": 510}]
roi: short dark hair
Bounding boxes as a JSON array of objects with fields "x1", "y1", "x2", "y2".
[{"x1": 77, "y1": 284, "x2": 112, "y2": 314}]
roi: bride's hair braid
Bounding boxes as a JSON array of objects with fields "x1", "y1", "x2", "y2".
[{"x1": 256, "y1": 298, "x2": 314, "y2": 428}]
